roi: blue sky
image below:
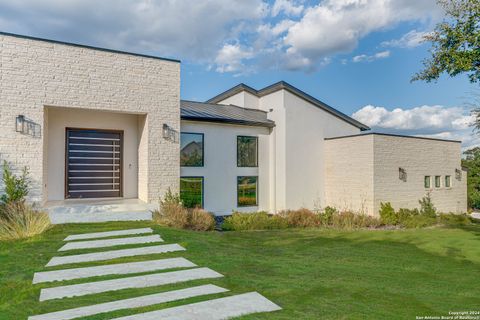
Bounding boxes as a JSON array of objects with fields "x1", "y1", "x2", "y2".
[{"x1": 0, "y1": 0, "x2": 478, "y2": 148}]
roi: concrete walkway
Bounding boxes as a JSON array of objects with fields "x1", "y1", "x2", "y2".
[{"x1": 29, "y1": 227, "x2": 281, "y2": 319}]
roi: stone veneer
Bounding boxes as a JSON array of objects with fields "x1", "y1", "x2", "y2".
[{"x1": 0, "y1": 33, "x2": 180, "y2": 203}]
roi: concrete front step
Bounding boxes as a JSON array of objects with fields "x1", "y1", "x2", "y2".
[
  {"x1": 109, "y1": 292, "x2": 282, "y2": 320},
  {"x1": 39, "y1": 268, "x2": 224, "y2": 301},
  {"x1": 49, "y1": 211, "x2": 153, "y2": 224},
  {"x1": 28, "y1": 285, "x2": 229, "y2": 320}
]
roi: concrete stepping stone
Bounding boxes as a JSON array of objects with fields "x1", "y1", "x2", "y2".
[
  {"x1": 64, "y1": 228, "x2": 153, "y2": 241},
  {"x1": 34, "y1": 258, "x2": 196, "y2": 284},
  {"x1": 28, "y1": 284, "x2": 228, "y2": 320},
  {"x1": 109, "y1": 292, "x2": 281, "y2": 320},
  {"x1": 58, "y1": 235, "x2": 163, "y2": 251},
  {"x1": 46, "y1": 244, "x2": 185, "y2": 267},
  {"x1": 39, "y1": 267, "x2": 224, "y2": 301}
]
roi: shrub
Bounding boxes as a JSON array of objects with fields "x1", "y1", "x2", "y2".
[
  {"x1": 438, "y1": 213, "x2": 472, "y2": 226},
  {"x1": 379, "y1": 202, "x2": 397, "y2": 225},
  {"x1": 0, "y1": 202, "x2": 51, "y2": 241},
  {"x1": 188, "y1": 208, "x2": 216, "y2": 231},
  {"x1": 319, "y1": 206, "x2": 337, "y2": 226},
  {"x1": 329, "y1": 211, "x2": 381, "y2": 229},
  {"x1": 397, "y1": 208, "x2": 420, "y2": 224},
  {"x1": 0, "y1": 161, "x2": 29, "y2": 205},
  {"x1": 400, "y1": 215, "x2": 437, "y2": 229},
  {"x1": 154, "y1": 189, "x2": 189, "y2": 228},
  {"x1": 222, "y1": 212, "x2": 288, "y2": 231},
  {"x1": 419, "y1": 193, "x2": 436, "y2": 218},
  {"x1": 279, "y1": 208, "x2": 319, "y2": 228}
]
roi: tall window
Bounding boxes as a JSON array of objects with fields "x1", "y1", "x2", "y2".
[
  {"x1": 237, "y1": 136, "x2": 258, "y2": 167},
  {"x1": 180, "y1": 133, "x2": 204, "y2": 167},
  {"x1": 424, "y1": 176, "x2": 431, "y2": 188},
  {"x1": 445, "y1": 175, "x2": 451, "y2": 188},
  {"x1": 435, "y1": 176, "x2": 441, "y2": 188},
  {"x1": 237, "y1": 176, "x2": 258, "y2": 207},
  {"x1": 180, "y1": 177, "x2": 203, "y2": 208}
]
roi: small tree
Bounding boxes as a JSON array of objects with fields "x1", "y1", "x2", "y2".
[
  {"x1": 419, "y1": 193, "x2": 437, "y2": 217},
  {"x1": 1, "y1": 161, "x2": 29, "y2": 205},
  {"x1": 462, "y1": 147, "x2": 480, "y2": 209},
  {"x1": 412, "y1": 0, "x2": 480, "y2": 84}
]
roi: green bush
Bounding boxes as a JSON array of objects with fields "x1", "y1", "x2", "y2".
[
  {"x1": 319, "y1": 206, "x2": 337, "y2": 226},
  {"x1": 222, "y1": 212, "x2": 288, "y2": 231},
  {"x1": 419, "y1": 193, "x2": 436, "y2": 218},
  {"x1": 438, "y1": 213, "x2": 472, "y2": 226},
  {"x1": 379, "y1": 202, "x2": 397, "y2": 225},
  {"x1": 397, "y1": 208, "x2": 420, "y2": 224},
  {"x1": 279, "y1": 208, "x2": 319, "y2": 228},
  {"x1": 401, "y1": 215, "x2": 437, "y2": 229},
  {"x1": 0, "y1": 161, "x2": 29, "y2": 205}
]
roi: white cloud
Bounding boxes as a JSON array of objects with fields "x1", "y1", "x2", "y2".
[
  {"x1": 281, "y1": 0, "x2": 440, "y2": 69},
  {"x1": 215, "y1": 43, "x2": 254, "y2": 73},
  {"x1": 352, "y1": 105, "x2": 478, "y2": 148},
  {"x1": 0, "y1": 0, "x2": 442, "y2": 72},
  {"x1": 271, "y1": 0, "x2": 304, "y2": 17},
  {"x1": 382, "y1": 29, "x2": 431, "y2": 48},
  {"x1": 352, "y1": 50, "x2": 390, "y2": 63}
]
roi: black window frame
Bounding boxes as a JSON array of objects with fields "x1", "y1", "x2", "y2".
[
  {"x1": 180, "y1": 176, "x2": 204, "y2": 208},
  {"x1": 237, "y1": 176, "x2": 258, "y2": 207},
  {"x1": 237, "y1": 135, "x2": 258, "y2": 168},
  {"x1": 180, "y1": 132, "x2": 204, "y2": 167}
]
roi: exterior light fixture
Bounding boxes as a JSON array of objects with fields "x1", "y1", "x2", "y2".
[
  {"x1": 16, "y1": 115, "x2": 25, "y2": 133},
  {"x1": 162, "y1": 123, "x2": 179, "y2": 142},
  {"x1": 455, "y1": 168, "x2": 462, "y2": 181},
  {"x1": 399, "y1": 167, "x2": 407, "y2": 182}
]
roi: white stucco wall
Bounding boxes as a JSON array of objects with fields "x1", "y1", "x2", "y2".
[
  {"x1": 0, "y1": 33, "x2": 180, "y2": 204},
  {"x1": 46, "y1": 107, "x2": 142, "y2": 201},
  {"x1": 219, "y1": 91, "x2": 259, "y2": 109},
  {"x1": 180, "y1": 121, "x2": 270, "y2": 215}
]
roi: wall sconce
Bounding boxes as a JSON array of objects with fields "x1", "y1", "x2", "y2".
[
  {"x1": 399, "y1": 167, "x2": 407, "y2": 182},
  {"x1": 15, "y1": 115, "x2": 41, "y2": 137},
  {"x1": 162, "y1": 123, "x2": 179, "y2": 143},
  {"x1": 16, "y1": 115, "x2": 25, "y2": 133},
  {"x1": 455, "y1": 168, "x2": 462, "y2": 181}
]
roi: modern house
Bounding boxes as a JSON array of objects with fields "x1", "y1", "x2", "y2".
[{"x1": 0, "y1": 32, "x2": 468, "y2": 219}]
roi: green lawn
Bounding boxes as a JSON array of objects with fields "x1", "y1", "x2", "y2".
[{"x1": 1, "y1": 222, "x2": 480, "y2": 319}]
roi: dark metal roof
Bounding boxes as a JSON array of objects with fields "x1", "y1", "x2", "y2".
[
  {"x1": 324, "y1": 132, "x2": 462, "y2": 143},
  {"x1": 0, "y1": 31, "x2": 180, "y2": 63},
  {"x1": 206, "y1": 81, "x2": 370, "y2": 131},
  {"x1": 181, "y1": 100, "x2": 275, "y2": 128}
]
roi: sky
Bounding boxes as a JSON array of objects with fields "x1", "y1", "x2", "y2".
[{"x1": 0, "y1": 0, "x2": 478, "y2": 149}]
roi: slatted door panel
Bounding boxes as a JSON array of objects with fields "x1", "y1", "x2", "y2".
[{"x1": 66, "y1": 129, "x2": 123, "y2": 198}]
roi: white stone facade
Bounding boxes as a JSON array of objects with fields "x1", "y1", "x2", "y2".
[
  {"x1": 0, "y1": 33, "x2": 180, "y2": 203},
  {"x1": 325, "y1": 134, "x2": 467, "y2": 215}
]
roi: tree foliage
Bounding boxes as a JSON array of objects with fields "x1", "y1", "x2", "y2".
[
  {"x1": 462, "y1": 147, "x2": 480, "y2": 209},
  {"x1": 413, "y1": 0, "x2": 480, "y2": 83}
]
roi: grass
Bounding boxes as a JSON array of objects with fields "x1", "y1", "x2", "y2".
[{"x1": 1, "y1": 222, "x2": 480, "y2": 319}]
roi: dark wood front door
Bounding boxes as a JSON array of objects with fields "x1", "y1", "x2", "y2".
[{"x1": 66, "y1": 128, "x2": 123, "y2": 199}]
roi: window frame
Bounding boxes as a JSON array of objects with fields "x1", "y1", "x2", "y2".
[
  {"x1": 180, "y1": 132, "x2": 204, "y2": 167},
  {"x1": 180, "y1": 176, "x2": 204, "y2": 208},
  {"x1": 445, "y1": 175, "x2": 451, "y2": 188},
  {"x1": 237, "y1": 176, "x2": 259, "y2": 207},
  {"x1": 424, "y1": 176, "x2": 431, "y2": 189},
  {"x1": 434, "y1": 175, "x2": 441, "y2": 188},
  {"x1": 237, "y1": 135, "x2": 259, "y2": 168}
]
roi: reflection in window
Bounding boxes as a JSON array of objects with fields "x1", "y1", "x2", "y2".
[
  {"x1": 237, "y1": 176, "x2": 258, "y2": 207},
  {"x1": 237, "y1": 136, "x2": 258, "y2": 167},
  {"x1": 180, "y1": 133, "x2": 204, "y2": 167},
  {"x1": 180, "y1": 177, "x2": 203, "y2": 208}
]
